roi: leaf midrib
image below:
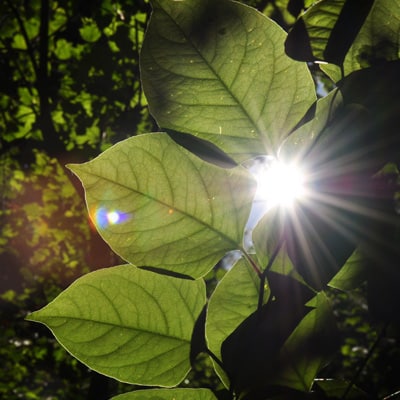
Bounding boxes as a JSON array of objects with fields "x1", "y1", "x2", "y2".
[
  {"x1": 83, "y1": 167, "x2": 243, "y2": 251},
  {"x1": 156, "y1": 1, "x2": 264, "y2": 139},
  {"x1": 37, "y1": 314, "x2": 192, "y2": 344}
]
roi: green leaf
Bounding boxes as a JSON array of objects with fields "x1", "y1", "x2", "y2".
[
  {"x1": 314, "y1": 378, "x2": 368, "y2": 399},
  {"x1": 328, "y1": 249, "x2": 366, "y2": 291},
  {"x1": 79, "y1": 20, "x2": 102, "y2": 43},
  {"x1": 111, "y1": 388, "x2": 217, "y2": 400},
  {"x1": 68, "y1": 133, "x2": 255, "y2": 278},
  {"x1": 270, "y1": 292, "x2": 339, "y2": 391},
  {"x1": 285, "y1": 0, "x2": 374, "y2": 66},
  {"x1": 279, "y1": 87, "x2": 343, "y2": 163},
  {"x1": 140, "y1": 0, "x2": 316, "y2": 161},
  {"x1": 27, "y1": 264, "x2": 206, "y2": 386},
  {"x1": 11, "y1": 33, "x2": 27, "y2": 50},
  {"x1": 252, "y1": 208, "x2": 291, "y2": 271},
  {"x1": 54, "y1": 39, "x2": 73, "y2": 60},
  {"x1": 220, "y1": 272, "x2": 314, "y2": 395},
  {"x1": 205, "y1": 257, "x2": 263, "y2": 386},
  {"x1": 323, "y1": 0, "x2": 400, "y2": 81},
  {"x1": 286, "y1": 0, "x2": 400, "y2": 81}
]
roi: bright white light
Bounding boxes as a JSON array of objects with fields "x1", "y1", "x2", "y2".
[
  {"x1": 255, "y1": 159, "x2": 305, "y2": 208},
  {"x1": 107, "y1": 211, "x2": 121, "y2": 224}
]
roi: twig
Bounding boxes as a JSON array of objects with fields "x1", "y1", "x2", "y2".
[{"x1": 257, "y1": 235, "x2": 284, "y2": 311}]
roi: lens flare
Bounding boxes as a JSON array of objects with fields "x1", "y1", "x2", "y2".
[{"x1": 92, "y1": 207, "x2": 130, "y2": 229}]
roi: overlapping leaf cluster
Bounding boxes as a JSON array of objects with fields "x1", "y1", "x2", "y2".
[{"x1": 28, "y1": 1, "x2": 400, "y2": 399}]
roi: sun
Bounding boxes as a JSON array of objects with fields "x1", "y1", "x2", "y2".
[{"x1": 253, "y1": 157, "x2": 306, "y2": 209}]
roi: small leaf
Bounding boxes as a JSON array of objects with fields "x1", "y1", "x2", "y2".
[
  {"x1": 141, "y1": 0, "x2": 315, "y2": 161},
  {"x1": 54, "y1": 39, "x2": 73, "y2": 60},
  {"x1": 79, "y1": 20, "x2": 102, "y2": 43},
  {"x1": 68, "y1": 133, "x2": 256, "y2": 278},
  {"x1": 27, "y1": 265, "x2": 206, "y2": 386},
  {"x1": 12, "y1": 33, "x2": 27, "y2": 50},
  {"x1": 111, "y1": 388, "x2": 217, "y2": 400}
]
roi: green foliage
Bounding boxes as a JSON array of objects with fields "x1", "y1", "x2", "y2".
[
  {"x1": 1, "y1": 0, "x2": 155, "y2": 397},
  {"x1": 285, "y1": 0, "x2": 400, "y2": 80},
  {"x1": 140, "y1": 0, "x2": 316, "y2": 161},
  {"x1": 0, "y1": 0, "x2": 152, "y2": 154},
  {"x1": 27, "y1": 0, "x2": 400, "y2": 399},
  {"x1": 67, "y1": 133, "x2": 256, "y2": 278},
  {"x1": 112, "y1": 388, "x2": 217, "y2": 400},
  {"x1": 28, "y1": 265, "x2": 206, "y2": 386}
]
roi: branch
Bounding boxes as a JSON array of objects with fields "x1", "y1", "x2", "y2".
[
  {"x1": 257, "y1": 235, "x2": 285, "y2": 311},
  {"x1": 5, "y1": 0, "x2": 39, "y2": 77}
]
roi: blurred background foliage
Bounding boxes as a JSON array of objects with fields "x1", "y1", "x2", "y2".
[{"x1": 0, "y1": 0, "x2": 398, "y2": 399}]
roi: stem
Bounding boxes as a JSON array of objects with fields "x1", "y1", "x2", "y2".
[
  {"x1": 242, "y1": 250, "x2": 263, "y2": 278},
  {"x1": 6, "y1": 0, "x2": 39, "y2": 76},
  {"x1": 383, "y1": 390, "x2": 400, "y2": 399},
  {"x1": 341, "y1": 323, "x2": 388, "y2": 399}
]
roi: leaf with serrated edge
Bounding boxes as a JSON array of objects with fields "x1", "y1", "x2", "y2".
[
  {"x1": 68, "y1": 133, "x2": 256, "y2": 278},
  {"x1": 27, "y1": 265, "x2": 206, "y2": 386},
  {"x1": 111, "y1": 388, "x2": 217, "y2": 400},
  {"x1": 205, "y1": 257, "x2": 265, "y2": 386},
  {"x1": 141, "y1": 0, "x2": 315, "y2": 161}
]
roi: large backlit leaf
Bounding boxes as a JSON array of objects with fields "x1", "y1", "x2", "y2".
[
  {"x1": 140, "y1": 0, "x2": 316, "y2": 161},
  {"x1": 68, "y1": 133, "x2": 256, "y2": 278},
  {"x1": 27, "y1": 265, "x2": 206, "y2": 386},
  {"x1": 111, "y1": 388, "x2": 217, "y2": 400},
  {"x1": 205, "y1": 257, "x2": 263, "y2": 386}
]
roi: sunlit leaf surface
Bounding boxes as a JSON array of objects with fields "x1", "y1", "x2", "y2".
[
  {"x1": 111, "y1": 388, "x2": 217, "y2": 400},
  {"x1": 141, "y1": 0, "x2": 315, "y2": 160},
  {"x1": 27, "y1": 265, "x2": 206, "y2": 386},
  {"x1": 205, "y1": 257, "x2": 262, "y2": 386},
  {"x1": 68, "y1": 133, "x2": 256, "y2": 278}
]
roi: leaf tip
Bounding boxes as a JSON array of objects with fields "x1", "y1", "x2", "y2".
[
  {"x1": 65, "y1": 163, "x2": 80, "y2": 174},
  {"x1": 25, "y1": 310, "x2": 42, "y2": 323}
]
